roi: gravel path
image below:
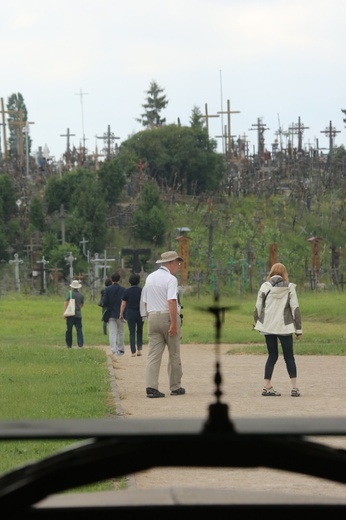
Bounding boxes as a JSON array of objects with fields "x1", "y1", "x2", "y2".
[{"x1": 107, "y1": 343, "x2": 346, "y2": 500}]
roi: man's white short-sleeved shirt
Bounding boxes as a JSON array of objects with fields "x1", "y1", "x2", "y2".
[{"x1": 142, "y1": 266, "x2": 178, "y2": 313}]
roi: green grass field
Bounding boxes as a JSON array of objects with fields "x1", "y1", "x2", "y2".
[{"x1": 0, "y1": 289, "x2": 345, "y2": 490}]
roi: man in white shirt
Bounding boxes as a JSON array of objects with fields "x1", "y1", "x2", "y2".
[{"x1": 141, "y1": 251, "x2": 185, "y2": 398}]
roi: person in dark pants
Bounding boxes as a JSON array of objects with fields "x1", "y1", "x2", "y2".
[
  {"x1": 63, "y1": 280, "x2": 84, "y2": 348},
  {"x1": 120, "y1": 273, "x2": 143, "y2": 357},
  {"x1": 253, "y1": 262, "x2": 302, "y2": 397},
  {"x1": 99, "y1": 277, "x2": 112, "y2": 335}
]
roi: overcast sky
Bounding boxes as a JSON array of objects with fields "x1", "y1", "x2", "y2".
[{"x1": 1, "y1": 0, "x2": 345, "y2": 161}]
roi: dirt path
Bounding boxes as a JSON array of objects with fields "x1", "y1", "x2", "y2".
[{"x1": 107, "y1": 343, "x2": 346, "y2": 500}]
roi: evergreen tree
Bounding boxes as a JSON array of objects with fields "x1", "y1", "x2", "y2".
[
  {"x1": 97, "y1": 158, "x2": 127, "y2": 207},
  {"x1": 41, "y1": 231, "x2": 60, "y2": 259},
  {"x1": 131, "y1": 182, "x2": 167, "y2": 245},
  {"x1": 0, "y1": 174, "x2": 17, "y2": 223},
  {"x1": 0, "y1": 224, "x2": 8, "y2": 260},
  {"x1": 7, "y1": 93, "x2": 31, "y2": 158},
  {"x1": 190, "y1": 105, "x2": 206, "y2": 131},
  {"x1": 44, "y1": 168, "x2": 108, "y2": 253},
  {"x1": 136, "y1": 80, "x2": 168, "y2": 128},
  {"x1": 29, "y1": 195, "x2": 45, "y2": 232},
  {"x1": 189, "y1": 106, "x2": 210, "y2": 150},
  {"x1": 341, "y1": 108, "x2": 346, "y2": 128}
]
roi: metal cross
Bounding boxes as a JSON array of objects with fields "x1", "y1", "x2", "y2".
[
  {"x1": 90, "y1": 251, "x2": 115, "y2": 289},
  {"x1": 64, "y1": 252, "x2": 76, "y2": 281},
  {"x1": 36, "y1": 256, "x2": 49, "y2": 294},
  {"x1": 203, "y1": 291, "x2": 235, "y2": 433},
  {"x1": 9, "y1": 253, "x2": 23, "y2": 293}
]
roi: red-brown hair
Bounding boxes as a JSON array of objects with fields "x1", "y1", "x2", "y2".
[{"x1": 266, "y1": 262, "x2": 289, "y2": 281}]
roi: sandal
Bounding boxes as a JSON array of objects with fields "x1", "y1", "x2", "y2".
[
  {"x1": 262, "y1": 386, "x2": 281, "y2": 396},
  {"x1": 291, "y1": 388, "x2": 300, "y2": 397}
]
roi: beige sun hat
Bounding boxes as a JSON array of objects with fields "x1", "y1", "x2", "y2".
[
  {"x1": 70, "y1": 280, "x2": 82, "y2": 289},
  {"x1": 156, "y1": 251, "x2": 184, "y2": 264}
]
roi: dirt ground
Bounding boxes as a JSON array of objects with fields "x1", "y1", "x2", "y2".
[{"x1": 106, "y1": 343, "x2": 346, "y2": 500}]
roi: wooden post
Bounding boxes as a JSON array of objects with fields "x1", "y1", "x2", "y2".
[
  {"x1": 176, "y1": 234, "x2": 191, "y2": 286},
  {"x1": 308, "y1": 237, "x2": 321, "y2": 270},
  {"x1": 307, "y1": 236, "x2": 321, "y2": 281},
  {"x1": 269, "y1": 243, "x2": 278, "y2": 269}
]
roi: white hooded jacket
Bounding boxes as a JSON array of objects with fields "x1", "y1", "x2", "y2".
[{"x1": 253, "y1": 275, "x2": 302, "y2": 335}]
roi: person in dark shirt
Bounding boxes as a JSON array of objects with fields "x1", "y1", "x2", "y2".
[
  {"x1": 102, "y1": 272, "x2": 126, "y2": 356},
  {"x1": 120, "y1": 273, "x2": 143, "y2": 357},
  {"x1": 63, "y1": 280, "x2": 84, "y2": 348},
  {"x1": 99, "y1": 277, "x2": 112, "y2": 335}
]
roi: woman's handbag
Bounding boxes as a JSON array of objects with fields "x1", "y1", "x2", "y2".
[{"x1": 64, "y1": 291, "x2": 76, "y2": 317}]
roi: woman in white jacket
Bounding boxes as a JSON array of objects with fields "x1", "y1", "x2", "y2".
[{"x1": 253, "y1": 263, "x2": 302, "y2": 397}]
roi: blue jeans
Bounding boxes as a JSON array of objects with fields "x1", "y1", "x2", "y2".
[{"x1": 65, "y1": 316, "x2": 84, "y2": 347}]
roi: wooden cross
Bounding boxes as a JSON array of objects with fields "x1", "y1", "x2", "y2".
[
  {"x1": 0, "y1": 101, "x2": 34, "y2": 164},
  {"x1": 60, "y1": 128, "x2": 76, "y2": 165},
  {"x1": 96, "y1": 125, "x2": 120, "y2": 160},
  {"x1": 320, "y1": 120, "x2": 341, "y2": 154},
  {"x1": 289, "y1": 116, "x2": 310, "y2": 153},
  {"x1": 0, "y1": 98, "x2": 8, "y2": 160},
  {"x1": 122, "y1": 248, "x2": 151, "y2": 273},
  {"x1": 49, "y1": 266, "x2": 63, "y2": 285},
  {"x1": 201, "y1": 103, "x2": 219, "y2": 139},
  {"x1": 217, "y1": 99, "x2": 240, "y2": 156},
  {"x1": 249, "y1": 117, "x2": 268, "y2": 157},
  {"x1": 7, "y1": 107, "x2": 34, "y2": 168}
]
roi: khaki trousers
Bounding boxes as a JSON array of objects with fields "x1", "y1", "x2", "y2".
[{"x1": 146, "y1": 312, "x2": 183, "y2": 392}]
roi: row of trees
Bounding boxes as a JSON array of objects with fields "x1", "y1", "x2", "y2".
[
  {"x1": 1, "y1": 81, "x2": 346, "y2": 291},
  {"x1": 0, "y1": 82, "x2": 226, "y2": 281}
]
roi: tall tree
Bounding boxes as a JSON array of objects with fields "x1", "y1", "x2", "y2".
[
  {"x1": 136, "y1": 80, "x2": 168, "y2": 129},
  {"x1": 0, "y1": 174, "x2": 17, "y2": 223},
  {"x1": 7, "y1": 93, "x2": 31, "y2": 158},
  {"x1": 29, "y1": 195, "x2": 45, "y2": 232},
  {"x1": 190, "y1": 105, "x2": 206, "y2": 131},
  {"x1": 131, "y1": 182, "x2": 167, "y2": 245},
  {"x1": 119, "y1": 124, "x2": 224, "y2": 195},
  {"x1": 341, "y1": 108, "x2": 346, "y2": 128},
  {"x1": 190, "y1": 105, "x2": 210, "y2": 149},
  {"x1": 97, "y1": 158, "x2": 127, "y2": 207},
  {"x1": 44, "y1": 168, "x2": 108, "y2": 253}
]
